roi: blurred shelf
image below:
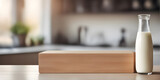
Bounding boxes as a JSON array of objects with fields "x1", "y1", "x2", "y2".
[
  {"x1": 61, "y1": 11, "x2": 160, "y2": 15},
  {"x1": 60, "y1": 0, "x2": 160, "y2": 15}
]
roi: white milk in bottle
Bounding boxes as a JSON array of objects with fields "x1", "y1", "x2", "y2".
[{"x1": 135, "y1": 14, "x2": 153, "y2": 75}]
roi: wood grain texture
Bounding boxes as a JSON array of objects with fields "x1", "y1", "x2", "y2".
[{"x1": 39, "y1": 51, "x2": 135, "y2": 73}]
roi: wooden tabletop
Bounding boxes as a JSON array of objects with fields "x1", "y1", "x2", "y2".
[{"x1": 0, "y1": 65, "x2": 159, "y2": 80}]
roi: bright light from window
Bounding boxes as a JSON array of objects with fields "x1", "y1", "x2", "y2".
[
  {"x1": 0, "y1": 0, "x2": 13, "y2": 33},
  {"x1": 0, "y1": 0, "x2": 13, "y2": 46},
  {"x1": 23, "y1": 0, "x2": 43, "y2": 36}
]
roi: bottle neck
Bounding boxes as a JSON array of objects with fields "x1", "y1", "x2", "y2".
[{"x1": 138, "y1": 19, "x2": 150, "y2": 32}]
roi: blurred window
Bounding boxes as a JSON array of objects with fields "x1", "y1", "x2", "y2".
[
  {"x1": 24, "y1": 0, "x2": 51, "y2": 45},
  {"x1": 23, "y1": 0, "x2": 43, "y2": 37},
  {"x1": 0, "y1": 0, "x2": 14, "y2": 47}
]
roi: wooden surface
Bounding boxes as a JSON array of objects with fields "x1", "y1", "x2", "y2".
[
  {"x1": 0, "y1": 65, "x2": 159, "y2": 80},
  {"x1": 39, "y1": 51, "x2": 135, "y2": 73}
]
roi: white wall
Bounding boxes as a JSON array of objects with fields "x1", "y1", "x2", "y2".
[{"x1": 58, "y1": 13, "x2": 160, "y2": 47}]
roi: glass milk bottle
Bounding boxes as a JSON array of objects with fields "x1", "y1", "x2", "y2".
[{"x1": 136, "y1": 14, "x2": 153, "y2": 75}]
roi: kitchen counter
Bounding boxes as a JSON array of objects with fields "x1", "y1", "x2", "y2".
[
  {"x1": 0, "y1": 45, "x2": 135, "y2": 55},
  {"x1": 0, "y1": 65, "x2": 159, "y2": 80},
  {"x1": 0, "y1": 45, "x2": 160, "y2": 55},
  {"x1": 0, "y1": 45, "x2": 159, "y2": 65}
]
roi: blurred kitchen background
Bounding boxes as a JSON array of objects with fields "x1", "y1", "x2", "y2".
[{"x1": 0, "y1": 0, "x2": 160, "y2": 65}]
